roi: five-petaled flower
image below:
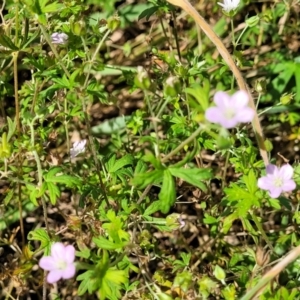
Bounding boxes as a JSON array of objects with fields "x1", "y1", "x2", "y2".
[
  {"x1": 218, "y1": 0, "x2": 240, "y2": 13},
  {"x1": 70, "y1": 140, "x2": 87, "y2": 159},
  {"x1": 258, "y1": 164, "x2": 296, "y2": 198},
  {"x1": 39, "y1": 242, "x2": 76, "y2": 284},
  {"x1": 51, "y1": 32, "x2": 69, "y2": 45},
  {"x1": 205, "y1": 90, "x2": 255, "y2": 129}
]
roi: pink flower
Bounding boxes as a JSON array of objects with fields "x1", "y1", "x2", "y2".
[
  {"x1": 51, "y1": 32, "x2": 68, "y2": 45},
  {"x1": 70, "y1": 139, "x2": 87, "y2": 159},
  {"x1": 257, "y1": 164, "x2": 296, "y2": 198},
  {"x1": 205, "y1": 90, "x2": 255, "y2": 129},
  {"x1": 39, "y1": 242, "x2": 76, "y2": 284}
]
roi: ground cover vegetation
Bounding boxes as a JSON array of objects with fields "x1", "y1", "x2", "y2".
[{"x1": 0, "y1": 0, "x2": 300, "y2": 298}]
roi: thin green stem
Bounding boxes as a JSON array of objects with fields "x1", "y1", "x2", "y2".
[
  {"x1": 12, "y1": 50, "x2": 25, "y2": 248},
  {"x1": 83, "y1": 29, "x2": 111, "y2": 89},
  {"x1": 145, "y1": 93, "x2": 161, "y2": 158},
  {"x1": 39, "y1": 25, "x2": 71, "y2": 78},
  {"x1": 230, "y1": 18, "x2": 236, "y2": 48},
  {"x1": 162, "y1": 125, "x2": 203, "y2": 163},
  {"x1": 251, "y1": 212, "x2": 274, "y2": 251},
  {"x1": 222, "y1": 152, "x2": 230, "y2": 189}
]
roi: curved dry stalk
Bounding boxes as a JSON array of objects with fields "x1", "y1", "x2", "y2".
[
  {"x1": 166, "y1": 0, "x2": 269, "y2": 166},
  {"x1": 241, "y1": 245, "x2": 300, "y2": 299}
]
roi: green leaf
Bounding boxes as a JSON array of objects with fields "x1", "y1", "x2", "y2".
[
  {"x1": 242, "y1": 169, "x2": 258, "y2": 194},
  {"x1": 0, "y1": 34, "x2": 19, "y2": 50},
  {"x1": 77, "y1": 270, "x2": 99, "y2": 295},
  {"x1": 159, "y1": 170, "x2": 176, "y2": 214},
  {"x1": 6, "y1": 117, "x2": 16, "y2": 142},
  {"x1": 143, "y1": 200, "x2": 161, "y2": 216},
  {"x1": 92, "y1": 116, "x2": 130, "y2": 135},
  {"x1": 44, "y1": 167, "x2": 80, "y2": 187},
  {"x1": 43, "y1": 2, "x2": 64, "y2": 13},
  {"x1": 225, "y1": 184, "x2": 259, "y2": 217},
  {"x1": 109, "y1": 154, "x2": 133, "y2": 173},
  {"x1": 138, "y1": 5, "x2": 159, "y2": 21},
  {"x1": 131, "y1": 169, "x2": 163, "y2": 189},
  {"x1": 142, "y1": 153, "x2": 163, "y2": 170},
  {"x1": 46, "y1": 182, "x2": 60, "y2": 205},
  {"x1": 27, "y1": 228, "x2": 51, "y2": 252},
  {"x1": 92, "y1": 236, "x2": 127, "y2": 250},
  {"x1": 222, "y1": 212, "x2": 239, "y2": 234},
  {"x1": 169, "y1": 167, "x2": 211, "y2": 192}
]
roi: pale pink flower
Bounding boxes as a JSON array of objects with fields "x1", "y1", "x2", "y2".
[
  {"x1": 258, "y1": 164, "x2": 296, "y2": 198},
  {"x1": 39, "y1": 242, "x2": 76, "y2": 284},
  {"x1": 70, "y1": 140, "x2": 86, "y2": 159},
  {"x1": 51, "y1": 33, "x2": 68, "y2": 45},
  {"x1": 205, "y1": 90, "x2": 255, "y2": 129}
]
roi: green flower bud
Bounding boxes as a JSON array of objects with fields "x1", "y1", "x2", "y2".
[
  {"x1": 264, "y1": 139, "x2": 273, "y2": 152},
  {"x1": 213, "y1": 265, "x2": 226, "y2": 284},
  {"x1": 164, "y1": 76, "x2": 181, "y2": 97},
  {"x1": 0, "y1": 132, "x2": 11, "y2": 159},
  {"x1": 71, "y1": 20, "x2": 86, "y2": 36},
  {"x1": 107, "y1": 14, "x2": 120, "y2": 31},
  {"x1": 134, "y1": 66, "x2": 151, "y2": 90},
  {"x1": 166, "y1": 213, "x2": 183, "y2": 230},
  {"x1": 246, "y1": 15, "x2": 260, "y2": 28},
  {"x1": 254, "y1": 79, "x2": 266, "y2": 94},
  {"x1": 262, "y1": 11, "x2": 273, "y2": 23},
  {"x1": 280, "y1": 93, "x2": 294, "y2": 105}
]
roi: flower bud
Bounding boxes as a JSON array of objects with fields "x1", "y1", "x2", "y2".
[
  {"x1": 264, "y1": 139, "x2": 273, "y2": 152},
  {"x1": 0, "y1": 132, "x2": 11, "y2": 159},
  {"x1": 164, "y1": 76, "x2": 181, "y2": 97},
  {"x1": 262, "y1": 11, "x2": 273, "y2": 23},
  {"x1": 280, "y1": 93, "x2": 294, "y2": 105},
  {"x1": 51, "y1": 32, "x2": 68, "y2": 45},
  {"x1": 254, "y1": 79, "x2": 266, "y2": 94},
  {"x1": 166, "y1": 213, "x2": 185, "y2": 230},
  {"x1": 107, "y1": 15, "x2": 120, "y2": 31},
  {"x1": 213, "y1": 265, "x2": 226, "y2": 284},
  {"x1": 71, "y1": 20, "x2": 86, "y2": 36},
  {"x1": 135, "y1": 66, "x2": 151, "y2": 90},
  {"x1": 246, "y1": 15, "x2": 260, "y2": 28}
]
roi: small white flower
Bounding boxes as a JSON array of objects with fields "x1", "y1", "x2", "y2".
[
  {"x1": 218, "y1": 0, "x2": 240, "y2": 13},
  {"x1": 70, "y1": 140, "x2": 86, "y2": 159},
  {"x1": 51, "y1": 32, "x2": 69, "y2": 45}
]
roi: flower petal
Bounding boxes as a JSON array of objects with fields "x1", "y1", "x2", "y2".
[
  {"x1": 219, "y1": 117, "x2": 238, "y2": 129},
  {"x1": 47, "y1": 270, "x2": 63, "y2": 284},
  {"x1": 205, "y1": 107, "x2": 224, "y2": 124},
  {"x1": 230, "y1": 90, "x2": 249, "y2": 108},
  {"x1": 281, "y1": 179, "x2": 296, "y2": 192},
  {"x1": 51, "y1": 242, "x2": 65, "y2": 260},
  {"x1": 213, "y1": 91, "x2": 231, "y2": 109},
  {"x1": 258, "y1": 176, "x2": 274, "y2": 190},
  {"x1": 234, "y1": 107, "x2": 255, "y2": 123},
  {"x1": 278, "y1": 164, "x2": 294, "y2": 180},
  {"x1": 64, "y1": 245, "x2": 75, "y2": 263},
  {"x1": 62, "y1": 264, "x2": 76, "y2": 279},
  {"x1": 268, "y1": 187, "x2": 282, "y2": 199},
  {"x1": 39, "y1": 257, "x2": 56, "y2": 271},
  {"x1": 266, "y1": 164, "x2": 278, "y2": 175}
]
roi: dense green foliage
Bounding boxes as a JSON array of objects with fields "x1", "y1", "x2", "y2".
[{"x1": 0, "y1": 0, "x2": 300, "y2": 299}]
